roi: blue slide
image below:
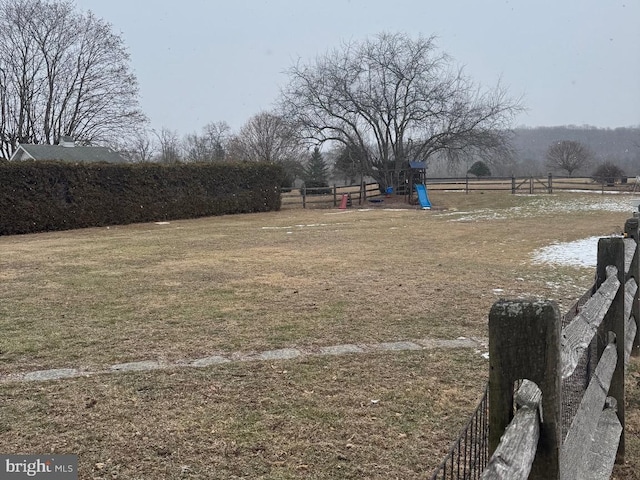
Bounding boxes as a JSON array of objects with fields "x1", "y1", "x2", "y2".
[{"x1": 415, "y1": 184, "x2": 432, "y2": 210}]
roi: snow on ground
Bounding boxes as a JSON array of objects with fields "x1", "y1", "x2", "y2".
[
  {"x1": 442, "y1": 194, "x2": 638, "y2": 223},
  {"x1": 532, "y1": 236, "x2": 606, "y2": 268},
  {"x1": 523, "y1": 195, "x2": 633, "y2": 268},
  {"x1": 440, "y1": 193, "x2": 638, "y2": 268},
  {"x1": 286, "y1": 194, "x2": 638, "y2": 269}
]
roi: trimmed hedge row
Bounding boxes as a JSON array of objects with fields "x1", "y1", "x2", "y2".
[{"x1": 0, "y1": 161, "x2": 284, "y2": 235}]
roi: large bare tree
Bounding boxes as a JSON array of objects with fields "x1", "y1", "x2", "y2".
[
  {"x1": 545, "y1": 140, "x2": 592, "y2": 176},
  {"x1": 280, "y1": 32, "x2": 522, "y2": 190},
  {"x1": 228, "y1": 111, "x2": 304, "y2": 182},
  {"x1": 0, "y1": 0, "x2": 145, "y2": 158}
]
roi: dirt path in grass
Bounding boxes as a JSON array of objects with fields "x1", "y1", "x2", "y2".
[{"x1": 0, "y1": 335, "x2": 488, "y2": 384}]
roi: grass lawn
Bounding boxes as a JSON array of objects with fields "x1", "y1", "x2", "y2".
[{"x1": 1, "y1": 191, "x2": 639, "y2": 479}]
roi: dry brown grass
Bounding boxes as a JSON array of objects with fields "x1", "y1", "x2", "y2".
[
  {"x1": 0, "y1": 191, "x2": 621, "y2": 374},
  {"x1": 0, "y1": 350, "x2": 488, "y2": 479},
  {"x1": 1, "y1": 190, "x2": 639, "y2": 478},
  {"x1": 615, "y1": 355, "x2": 640, "y2": 480}
]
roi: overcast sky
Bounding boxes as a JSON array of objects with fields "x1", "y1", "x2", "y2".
[{"x1": 73, "y1": 0, "x2": 639, "y2": 136}]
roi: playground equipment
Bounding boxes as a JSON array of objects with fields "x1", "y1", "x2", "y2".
[
  {"x1": 415, "y1": 184, "x2": 432, "y2": 210},
  {"x1": 406, "y1": 161, "x2": 428, "y2": 205}
]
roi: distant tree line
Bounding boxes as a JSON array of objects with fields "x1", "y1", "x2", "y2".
[
  {"x1": 507, "y1": 126, "x2": 640, "y2": 178},
  {"x1": 427, "y1": 125, "x2": 640, "y2": 180}
]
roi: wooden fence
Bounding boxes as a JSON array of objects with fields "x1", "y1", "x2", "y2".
[
  {"x1": 426, "y1": 175, "x2": 639, "y2": 194},
  {"x1": 482, "y1": 216, "x2": 640, "y2": 479},
  {"x1": 280, "y1": 182, "x2": 380, "y2": 209},
  {"x1": 280, "y1": 176, "x2": 639, "y2": 210}
]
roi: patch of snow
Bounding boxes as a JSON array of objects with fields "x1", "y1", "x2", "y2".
[
  {"x1": 436, "y1": 210, "x2": 477, "y2": 217},
  {"x1": 263, "y1": 223, "x2": 341, "y2": 230},
  {"x1": 441, "y1": 195, "x2": 637, "y2": 223},
  {"x1": 532, "y1": 236, "x2": 603, "y2": 268},
  {"x1": 449, "y1": 210, "x2": 508, "y2": 222}
]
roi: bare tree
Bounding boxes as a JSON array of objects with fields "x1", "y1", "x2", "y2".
[
  {"x1": 228, "y1": 112, "x2": 301, "y2": 162},
  {"x1": 0, "y1": 0, "x2": 145, "y2": 158},
  {"x1": 153, "y1": 127, "x2": 182, "y2": 163},
  {"x1": 183, "y1": 121, "x2": 231, "y2": 162},
  {"x1": 545, "y1": 140, "x2": 592, "y2": 176},
  {"x1": 116, "y1": 128, "x2": 155, "y2": 162},
  {"x1": 592, "y1": 160, "x2": 625, "y2": 185},
  {"x1": 280, "y1": 32, "x2": 522, "y2": 190},
  {"x1": 228, "y1": 111, "x2": 304, "y2": 182}
]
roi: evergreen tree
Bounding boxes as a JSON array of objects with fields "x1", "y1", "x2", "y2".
[
  {"x1": 467, "y1": 160, "x2": 491, "y2": 177},
  {"x1": 334, "y1": 143, "x2": 366, "y2": 185},
  {"x1": 303, "y1": 147, "x2": 330, "y2": 188}
]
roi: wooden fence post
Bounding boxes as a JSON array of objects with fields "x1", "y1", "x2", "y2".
[
  {"x1": 529, "y1": 177, "x2": 534, "y2": 194},
  {"x1": 466, "y1": 175, "x2": 469, "y2": 194},
  {"x1": 596, "y1": 237, "x2": 626, "y2": 463},
  {"x1": 488, "y1": 299, "x2": 562, "y2": 479},
  {"x1": 548, "y1": 173, "x2": 553, "y2": 194},
  {"x1": 332, "y1": 184, "x2": 337, "y2": 207},
  {"x1": 511, "y1": 176, "x2": 516, "y2": 194},
  {"x1": 625, "y1": 217, "x2": 640, "y2": 354},
  {"x1": 302, "y1": 184, "x2": 306, "y2": 209}
]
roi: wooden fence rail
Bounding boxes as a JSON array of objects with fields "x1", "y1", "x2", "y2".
[
  {"x1": 280, "y1": 175, "x2": 640, "y2": 210},
  {"x1": 425, "y1": 175, "x2": 639, "y2": 194},
  {"x1": 483, "y1": 216, "x2": 640, "y2": 480},
  {"x1": 280, "y1": 182, "x2": 379, "y2": 209}
]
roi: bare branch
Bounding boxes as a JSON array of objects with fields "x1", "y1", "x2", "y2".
[
  {"x1": 0, "y1": 0, "x2": 145, "y2": 158},
  {"x1": 280, "y1": 32, "x2": 523, "y2": 189},
  {"x1": 545, "y1": 140, "x2": 593, "y2": 176}
]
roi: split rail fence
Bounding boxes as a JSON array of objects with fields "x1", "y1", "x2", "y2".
[
  {"x1": 425, "y1": 175, "x2": 638, "y2": 194},
  {"x1": 281, "y1": 175, "x2": 639, "y2": 210},
  {"x1": 280, "y1": 182, "x2": 379, "y2": 209},
  {"x1": 430, "y1": 216, "x2": 640, "y2": 480},
  {"x1": 483, "y1": 216, "x2": 640, "y2": 479}
]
